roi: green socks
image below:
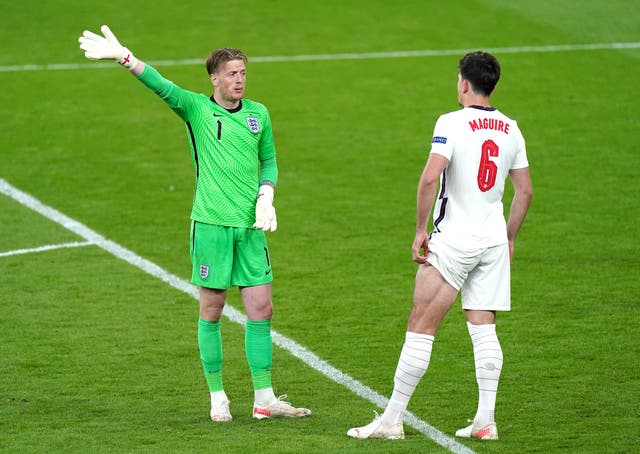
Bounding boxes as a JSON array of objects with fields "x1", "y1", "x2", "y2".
[
  {"x1": 198, "y1": 318, "x2": 224, "y2": 392},
  {"x1": 198, "y1": 318, "x2": 273, "y2": 393},
  {"x1": 245, "y1": 319, "x2": 273, "y2": 390}
]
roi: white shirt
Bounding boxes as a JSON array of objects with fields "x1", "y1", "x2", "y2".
[{"x1": 429, "y1": 105, "x2": 529, "y2": 251}]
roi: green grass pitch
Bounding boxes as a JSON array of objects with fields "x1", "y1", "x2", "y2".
[{"x1": 1, "y1": 1, "x2": 638, "y2": 452}]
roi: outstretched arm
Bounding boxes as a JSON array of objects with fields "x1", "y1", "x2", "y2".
[
  {"x1": 79, "y1": 25, "x2": 191, "y2": 119},
  {"x1": 79, "y1": 25, "x2": 145, "y2": 76}
]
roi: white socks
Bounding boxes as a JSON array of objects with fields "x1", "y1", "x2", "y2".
[
  {"x1": 467, "y1": 322, "x2": 503, "y2": 427},
  {"x1": 379, "y1": 324, "x2": 502, "y2": 427},
  {"x1": 381, "y1": 331, "x2": 434, "y2": 425},
  {"x1": 212, "y1": 388, "x2": 278, "y2": 409},
  {"x1": 211, "y1": 388, "x2": 278, "y2": 408},
  {"x1": 254, "y1": 387, "x2": 277, "y2": 407},
  {"x1": 210, "y1": 390, "x2": 229, "y2": 407}
]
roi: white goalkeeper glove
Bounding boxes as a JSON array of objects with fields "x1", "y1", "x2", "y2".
[
  {"x1": 253, "y1": 184, "x2": 277, "y2": 232},
  {"x1": 79, "y1": 25, "x2": 138, "y2": 68}
]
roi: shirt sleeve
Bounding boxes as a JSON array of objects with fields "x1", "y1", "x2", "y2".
[
  {"x1": 510, "y1": 122, "x2": 529, "y2": 169},
  {"x1": 257, "y1": 109, "x2": 278, "y2": 185},
  {"x1": 259, "y1": 156, "x2": 278, "y2": 185},
  {"x1": 429, "y1": 114, "x2": 454, "y2": 160},
  {"x1": 135, "y1": 64, "x2": 191, "y2": 121},
  {"x1": 257, "y1": 109, "x2": 276, "y2": 161}
]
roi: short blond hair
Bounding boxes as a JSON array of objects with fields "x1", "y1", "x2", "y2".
[{"x1": 205, "y1": 48, "x2": 247, "y2": 75}]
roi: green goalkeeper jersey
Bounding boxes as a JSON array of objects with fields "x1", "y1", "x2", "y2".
[{"x1": 136, "y1": 64, "x2": 278, "y2": 228}]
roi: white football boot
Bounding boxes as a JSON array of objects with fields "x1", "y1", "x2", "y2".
[
  {"x1": 455, "y1": 420, "x2": 498, "y2": 440},
  {"x1": 210, "y1": 399, "x2": 232, "y2": 422},
  {"x1": 347, "y1": 412, "x2": 404, "y2": 440},
  {"x1": 252, "y1": 395, "x2": 311, "y2": 419}
]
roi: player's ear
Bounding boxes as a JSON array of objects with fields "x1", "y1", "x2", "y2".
[
  {"x1": 462, "y1": 79, "x2": 470, "y2": 94},
  {"x1": 209, "y1": 72, "x2": 218, "y2": 87}
]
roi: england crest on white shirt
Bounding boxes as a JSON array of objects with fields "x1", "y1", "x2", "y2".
[{"x1": 246, "y1": 117, "x2": 260, "y2": 133}]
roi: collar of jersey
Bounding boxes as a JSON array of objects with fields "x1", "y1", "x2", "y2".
[
  {"x1": 209, "y1": 96, "x2": 243, "y2": 114},
  {"x1": 468, "y1": 104, "x2": 496, "y2": 111}
]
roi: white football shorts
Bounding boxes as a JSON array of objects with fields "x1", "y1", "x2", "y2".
[{"x1": 426, "y1": 236, "x2": 511, "y2": 311}]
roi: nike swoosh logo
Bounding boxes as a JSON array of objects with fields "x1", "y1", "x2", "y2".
[
  {"x1": 265, "y1": 270, "x2": 271, "y2": 275},
  {"x1": 213, "y1": 113, "x2": 223, "y2": 117}
]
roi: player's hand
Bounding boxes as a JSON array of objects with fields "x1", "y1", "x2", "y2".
[
  {"x1": 253, "y1": 185, "x2": 277, "y2": 232},
  {"x1": 412, "y1": 230, "x2": 429, "y2": 264},
  {"x1": 79, "y1": 25, "x2": 137, "y2": 68}
]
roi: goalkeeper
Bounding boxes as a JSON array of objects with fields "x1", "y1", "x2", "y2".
[{"x1": 79, "y1": 25, "x2": 310, "y2": 422}]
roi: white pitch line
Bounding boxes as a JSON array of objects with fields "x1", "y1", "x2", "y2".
[
  {"x1": 1, "y1": 41, "x2": 638, "y2": 72},
  {"x1": 0, "y1": 240, "x2": 93, "y2": 257},
  {"x1": 0, "y1": 177, "x2": 475, "y2": 454}
]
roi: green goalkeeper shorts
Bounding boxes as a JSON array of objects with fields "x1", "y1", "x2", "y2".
[{"x1": 190, "y1": 221, "x2": 273, "y2": 289}]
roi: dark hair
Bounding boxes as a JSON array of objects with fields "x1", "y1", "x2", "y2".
[
  {"x1": 459, "y1": 51, "x2": 501, "y2": 96},
  {"x1": 205, "y1": 48, "x2": 247, "y2": 75}
]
